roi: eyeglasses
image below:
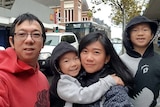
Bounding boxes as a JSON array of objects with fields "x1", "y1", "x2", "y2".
[{"x1": 14, "y1": 31, "x2": 42, "y2": 41}]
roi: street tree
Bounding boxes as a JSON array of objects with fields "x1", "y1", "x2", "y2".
[{"x1": 91, "y1": 0, "x2": 148, "y2": 26}]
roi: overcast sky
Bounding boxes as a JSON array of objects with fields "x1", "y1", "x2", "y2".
[{"x1": 87, "y1": 1, "x2": 123, "y2": 39}]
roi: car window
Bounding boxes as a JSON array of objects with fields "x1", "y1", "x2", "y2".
[
  {"x1": 61, "y1": 35, "x2": 76, "y2": 43},
  {"x1": 45, "y1": 36, "x2": 60, "y2": 46}
]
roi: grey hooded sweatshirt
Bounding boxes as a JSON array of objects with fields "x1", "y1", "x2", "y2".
[
  {"x1": 120, "y1": 15, "x2": 160, "y2": 107},
  {"x1": 49, "y1": 41, "x2": 116, "y2": 107}
]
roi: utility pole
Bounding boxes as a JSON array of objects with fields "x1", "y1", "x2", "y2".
[
  {"x1": 113, "y1": 0, "x2": 126, "y2": 55},
  {"x1": 121, "y1": 8, "x2": 126, "y2": 54}
]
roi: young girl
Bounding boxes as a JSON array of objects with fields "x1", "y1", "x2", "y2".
[{"x1": 49, "y1": 41, "x2": 124, "y2": 107}]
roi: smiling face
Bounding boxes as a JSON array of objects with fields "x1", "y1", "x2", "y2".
[
  {"x1": 80, "y1": 41, "x2": 110, "y2": 73},
  {"x1": 130, "y1": 23, "x2": 153, "y2": 54},
  {"x1": 59, "y1": 52, "x2": 81, "y2": 77},
  {"x1": 9, "y1": 20, "x2": 44, "y2": 68}
]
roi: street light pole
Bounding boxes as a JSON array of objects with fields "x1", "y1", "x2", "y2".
[
  {"x1": 121, "y1": 8, "x2": 126, "y2": 54},
  {"x1": 122, "y1": 9, "x2": 126, "y2": 34},
  {"x1": 116, "y1": 0, "x2": 126, "y2": 55}
]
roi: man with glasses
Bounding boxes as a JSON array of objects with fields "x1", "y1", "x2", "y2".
[{"x1": 0, "y1": 13, "x2": 50, "y2": 107}]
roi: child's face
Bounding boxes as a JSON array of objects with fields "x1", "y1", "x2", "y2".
[
  {"x1": 59, "y1": 52, "x2": 81, "y2": 77},
  {"x1": 130, "y1": 23, "x2": 153, "y2": 51}
]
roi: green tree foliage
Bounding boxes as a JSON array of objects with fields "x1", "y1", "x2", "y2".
[
  {"x1": 87, "y1": 10, "x2": 93, "y2": 18},
  {"x1": 91, "y1": 0, "x2": 148, "y2": 26}
]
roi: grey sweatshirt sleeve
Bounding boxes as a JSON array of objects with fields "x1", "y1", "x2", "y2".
[{"x1": 57, "y1": 74, "x2": 116, "y2": 104}]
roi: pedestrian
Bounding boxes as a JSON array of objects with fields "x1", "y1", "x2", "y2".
[
  {"x1": 0, "y1": 13, "x2": 50, "y2": 107},
  {"x1": 74, "y1": 31, "x2": 133, "y2": 107},
  {"x1": 49, "y1": 41, "x2": 124, "y2": 107},
  {"x1": 120, "y1": 15, "x2": 159, "y2": 107}
]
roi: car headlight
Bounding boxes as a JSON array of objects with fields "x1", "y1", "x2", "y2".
[{"x1": 38, "y1": 52, "x2": 51, "y2": 60}]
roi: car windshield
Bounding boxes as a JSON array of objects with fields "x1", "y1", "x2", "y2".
[{"x1": 45, "y1": 36, "x2": 59, "y2": 46}]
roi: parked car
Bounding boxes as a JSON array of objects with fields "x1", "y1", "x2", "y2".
[{"x1": 38, "y1": 32, "x2": 79, "y2": 75}]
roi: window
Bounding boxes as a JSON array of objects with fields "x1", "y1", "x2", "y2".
[
  {"x1": 45, "y1": 36, "x2": 59, "y2": 46},
  {"x1": 61, "y1": 35, "x2": 76, "y2": 43}
]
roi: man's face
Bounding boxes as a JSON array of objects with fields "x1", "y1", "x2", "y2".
[{"x1": 9, "y1": 20, "x2": 44, "y2": 67}]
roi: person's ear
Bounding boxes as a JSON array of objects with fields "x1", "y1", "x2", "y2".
[
  {"x1": 105, "y1": 55, "x2": 110, "y2": 64},
  {"x1": 9, "y1": 36, "x2": 14, "y2": 48}
]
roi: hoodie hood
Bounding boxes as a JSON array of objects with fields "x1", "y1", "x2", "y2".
[
  {"x1": 50, "y1": 41, "x2": 78, "y2": 74},
  {"x1": 0, "y1": 47, "x2": 38, "y2": 74},
  {"x1": 123, "y1": 15, "x2": 158, "y2": 57}
]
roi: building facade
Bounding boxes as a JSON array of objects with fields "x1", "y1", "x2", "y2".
[{"x1": 0, "y1": 0, "x2": 111, "y2": 48}]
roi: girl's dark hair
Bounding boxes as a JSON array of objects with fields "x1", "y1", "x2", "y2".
[
  {"x1": 79, "y1": 31, "x2": 133, "y2": 87},
  {"x1": 10, "y1": 13, "x2": 46, "y2": 44}
]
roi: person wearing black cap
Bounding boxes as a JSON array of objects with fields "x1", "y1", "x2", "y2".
[
  {"x1": 121, "y1": 15, "x2": 159, "y2": 107},
  {"x1": 49, "y1": 41, "x2": 124, "y2": 107}
]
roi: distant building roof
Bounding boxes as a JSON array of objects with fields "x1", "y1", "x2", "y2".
[
  {"x1": 34, "y1": 0, "x2": 89, "y2": 10},
  {"x1": 82, "y1": 0, "x2": 89, "y2": 11},
  {"x1": 34, "y1": 0, "x2": 60, "y2": 7},
  {"x1": 0, "y1": 0, "x2": 65, "y2": 30}
]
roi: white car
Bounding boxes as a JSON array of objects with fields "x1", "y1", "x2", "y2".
[{"x1": 38, "y1": 32, "x2": 79, "y2": 75}]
